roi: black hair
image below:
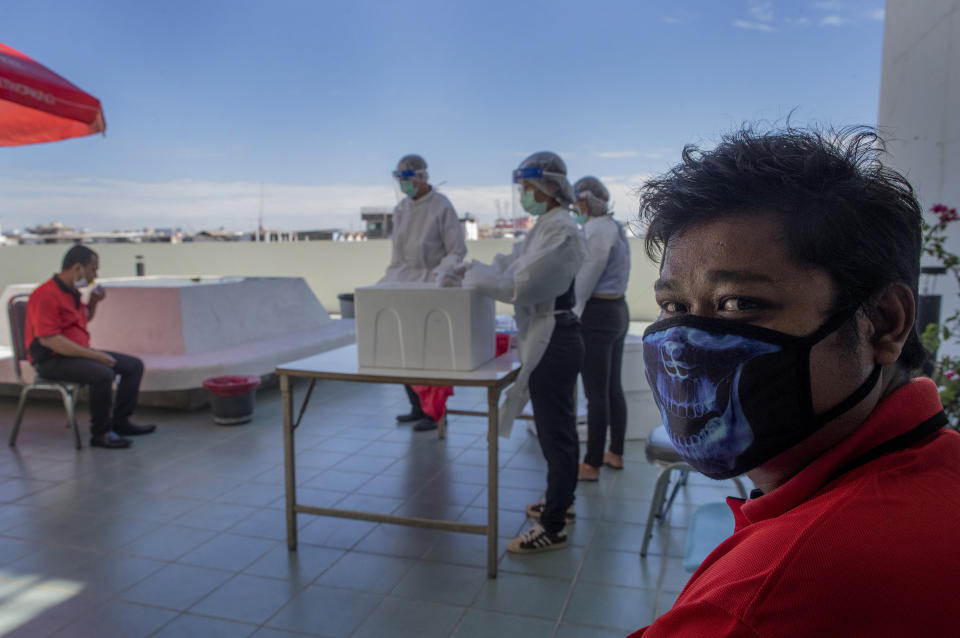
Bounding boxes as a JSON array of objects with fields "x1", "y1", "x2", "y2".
[
  {"x1": 62, "y1": 245, "x2": 97, "y2": 270},
  {"x1": 639, "y1": 125, "x2": 926, "y2": 371}
]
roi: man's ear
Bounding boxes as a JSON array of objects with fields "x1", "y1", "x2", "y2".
[{"x1": 869, "y1": 283, "x2": 916, "y2": 366}]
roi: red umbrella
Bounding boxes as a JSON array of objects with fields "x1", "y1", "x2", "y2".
[{"x1": 0, "y1": 41, "x2": 105, "y2": 146}]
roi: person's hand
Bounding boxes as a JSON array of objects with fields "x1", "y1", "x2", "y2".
[
  {"x1": 439, "y1": 272, "x2": 462, "y2": 288},
  {"x1": 93, "y1": 351, "x2": 116, "y2": 367},
  {"x1": 89, "y1": 284, "x2": 106, "y2": 302},
  {"x1": 437, "y1": 263, "x2": 470, "y2": 288}
]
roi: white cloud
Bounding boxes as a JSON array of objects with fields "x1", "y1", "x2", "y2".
[
  {"x1": 820, "y1": 15, "x2": 851, "y2": 26},
  {"x1": 592, "y1": 150, "x2": 640, "y2": 159},
  {"x1": 812, "y1": 1, "x2": 847, "y2": 9},
  {"x1": 866, "y1": 8, "x2": 885, "y2": 21},
  {"x1": 732, "y1": 19, "x2": 775, "y2": 32},
  {"x1": 747, "y1": 1, "x2": 774, "y2": 22},
  {"x1": 0, "y1": 175, "x2": 516, "y2": 232},
  {"x1": 594, "y1": 172, "x2": 655, "y2": 218},
  {"x1": 660, "y1": 10, "x2": 700, "y2": 25}
]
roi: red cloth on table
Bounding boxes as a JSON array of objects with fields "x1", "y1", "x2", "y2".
[
  {"x1": 411, "y1": 385, "x2": 454, "y2": 422},
  {"x1": 412, "y1": 334, "x2": 511, "y2": 422}
]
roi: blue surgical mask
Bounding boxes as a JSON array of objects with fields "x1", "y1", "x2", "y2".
[
  {"x1": 574, "y1": 213, "x2": 588, "y2": 226},
  {"x1": 399, "y1": 180, "x2": 418, "y2": 197},
  {"x1": 642, "y1": 311, "x2": 880, "y2": 479},
  {"x1": 520, "y1": 189, "x2": 548, "y2": 216}
]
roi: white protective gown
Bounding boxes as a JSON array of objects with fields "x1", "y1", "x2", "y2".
[
  {"x1": 573, "y1": 214, "x2": 631, "y2": 317},
  {"x1": 465, "y1": 207, "x2": 587, "y2": 435},
  {"x1": 381, "y1": 189, "x2": 467, "y2": 283}
]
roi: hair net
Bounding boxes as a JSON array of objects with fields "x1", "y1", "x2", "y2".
[
  {"x1": 515, "y1": 151, "x2": 574, "y2": 205},
  {"x1": 573, "y1": 176, "x2": 610, "y2": 217},
  {"x1": 394, "y1": 154, "x2": 429, "y2": 182}
]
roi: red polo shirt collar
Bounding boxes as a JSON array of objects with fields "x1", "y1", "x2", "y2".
[{"x1": 730, "y1": 377, "x2": 944, "y2": 527}]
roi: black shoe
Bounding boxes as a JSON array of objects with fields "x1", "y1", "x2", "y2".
[
  {"x1": 396, "y1": 411, "x2": 426, "y2": 423},
  {"x1": 90, "y1": 431, "x2": 132, "y2": 449},
  {"x1": 113, "y1": 421, "x2": 157, "y2": 436},
  {"x1": 412, "y1": 417, "x2": 438, "y2": 432},
  {"x1": 506, "y1": 524, "x2": 568, "y2": 554}
]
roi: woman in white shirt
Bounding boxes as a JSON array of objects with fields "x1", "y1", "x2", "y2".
[{"x1": 572, "y1": 176, "x2": 631, "y2": 480}]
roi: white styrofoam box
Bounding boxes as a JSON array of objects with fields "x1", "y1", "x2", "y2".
[{"x1": 355, "y1": 283, "x2": 496, "y2": 371}]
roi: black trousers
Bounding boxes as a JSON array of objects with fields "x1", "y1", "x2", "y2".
[
  {"x1": 37, "y1": 351, "x2": 144, "y2": 437},
  {"x1": 403, "y1": 385, "x2": 424, "y2": 417},
  {"x1": 528, "y1": 315, "x2": 584, "y2": 534},
  {"x1": 581, "y1": 297, "x2": 629, "y2": 467}
]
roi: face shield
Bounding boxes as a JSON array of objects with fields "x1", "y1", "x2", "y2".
[
  {"x1": 511, "y1": 167, "x2": 540, "y2": 216},
  {"x1": 392, "y1": 168, "x2": 428, "y2": 200},
  {"x1": 512, "y1": 166, "x2": 575, "y2": 217}
]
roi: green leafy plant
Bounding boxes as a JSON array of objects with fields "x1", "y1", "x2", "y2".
[{"x1": 919, "y1": 204, "x2": 960, "y2": 428}]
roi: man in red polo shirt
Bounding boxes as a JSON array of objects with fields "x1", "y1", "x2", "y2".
[
  {"x1": 633, "y1": 126, "x2": 960, "y2": 636},
  {"x1": 26, "y1": 245, "x2": 156, "y2": 449}
]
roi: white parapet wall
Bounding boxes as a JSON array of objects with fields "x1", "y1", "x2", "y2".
[
  {"x1": 0, "y1": 276, "x2": 355, "y2": 393},
  {"x1": 0, "y1": 239, "x2": 664, "y2": 325},
  {"x1": 878, "y1": 0, "x2": 960, "y2": 352}
]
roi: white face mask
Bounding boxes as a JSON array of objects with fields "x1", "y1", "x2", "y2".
[{"x1": 74, "y1": 277, "x2": 88, "y2": 288}]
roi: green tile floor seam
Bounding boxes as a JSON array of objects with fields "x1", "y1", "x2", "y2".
[{"x1": 144, "y1": 611, "x2": 261, "y2": 638}]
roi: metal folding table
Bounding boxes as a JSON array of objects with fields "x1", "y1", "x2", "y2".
[{"x1": 277, "y1": 344, "x2": 521, "y2": 577}]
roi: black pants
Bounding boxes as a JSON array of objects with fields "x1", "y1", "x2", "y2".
[
  {"x1": 403, "y1": 385, "x2": 425, "y2": 417},
  {"x1": 528, "y1": 315, "x2": 584, "y2": 534},
  {"x1": 37, "y1": 352, "x2": 144, "y2": 437},
  {"x1": 581, "y1": 297, "x2": 629, "y2": 468}
]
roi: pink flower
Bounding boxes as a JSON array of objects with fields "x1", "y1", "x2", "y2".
[
  {"x1": 945, "y1": 370, "x2": 957, "y2": 380},
  {"x1": 933, "y1": 204, "x2": 959, "y2": 224}
]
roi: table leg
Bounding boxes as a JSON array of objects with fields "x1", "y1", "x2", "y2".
[
  {"x1": 487, "y1": 386, "x2": 500, "y2": 578},
  {"x1": 281, "y1": 374, "x2": 298, "y2": 551}
]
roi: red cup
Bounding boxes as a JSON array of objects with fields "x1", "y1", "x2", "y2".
[{"x1": 495, "y1": 333, "x2": 510, "y2": 356}]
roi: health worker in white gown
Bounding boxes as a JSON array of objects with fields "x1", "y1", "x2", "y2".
[
  {"x1": 449, "y1": 151, "x2": 586, "y2": 554},
  {"x1": 381, "y1": 154, "x2": 466, "y2": 284},
  {"x1": 382, "y1": 154, "x2": 467, "y2": 432}
]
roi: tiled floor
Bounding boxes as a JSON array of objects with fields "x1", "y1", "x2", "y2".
[{"x1": 0, "y1": 381, "x2": 744, "y2": 637}]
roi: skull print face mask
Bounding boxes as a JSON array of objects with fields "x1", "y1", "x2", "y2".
[{"x1": 642, "y1": 311, "x2": 881, "y2": 479}]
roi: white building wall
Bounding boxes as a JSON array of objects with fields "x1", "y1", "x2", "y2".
[{"x1": 878, "y1": 0, "x2": 960, "y2": 348}]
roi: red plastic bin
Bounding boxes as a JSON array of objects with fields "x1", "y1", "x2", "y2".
[
  {"x1": 202, "y1": 376, "x2": 262, "y2": 425},
  {"x1": 202, "y1": 376, "x2": 261, "y2": 396}
]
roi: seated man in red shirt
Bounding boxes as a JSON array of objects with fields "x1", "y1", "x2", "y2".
[
  {"x1": 633, "y1": 126, "x2": 960, "y2": 637},
  {"x1": 26, "y1": 245, "x2": 156, "y2": 449}
]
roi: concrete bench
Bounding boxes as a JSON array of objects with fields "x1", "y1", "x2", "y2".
[{"x1": 0, "y1": 277, "x2": 356, "y2": 407}]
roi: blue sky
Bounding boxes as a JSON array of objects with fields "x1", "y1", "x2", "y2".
[{"x1": 1, "y1": 0, "x2": 886, "y2": 233}]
